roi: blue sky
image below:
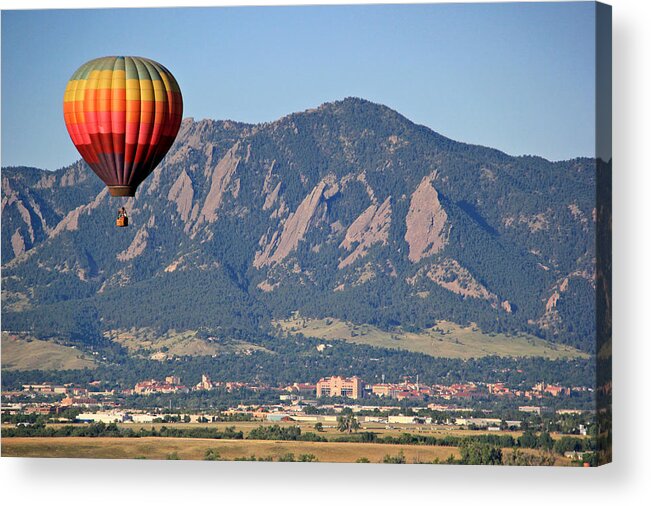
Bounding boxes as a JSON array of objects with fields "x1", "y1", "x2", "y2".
[{"x1": 1, "y1": 2, "x2": 596, "y2": 169}]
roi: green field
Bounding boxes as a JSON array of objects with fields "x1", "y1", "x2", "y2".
[
  {"x1": 1, "y1": 332, "x2": 97, "y2": 371},
  {"x1": 275, "y1": 317, "x2": 589, "y2": 360}
]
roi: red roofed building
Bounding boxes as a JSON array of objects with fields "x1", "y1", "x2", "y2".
[
  {"x1": 285, "y1": 383, "x2": 316, "y2": 395},
  {"x1": 134, "y1": 379, "x2": 189, "y2": 395}
]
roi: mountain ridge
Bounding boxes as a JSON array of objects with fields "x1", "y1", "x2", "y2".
[{"x1": 1, "y1": 97, "x2": 600, "y2": 354}]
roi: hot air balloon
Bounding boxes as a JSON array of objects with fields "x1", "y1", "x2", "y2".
[{"x1": 63, "y1": 56, "x2": 183, "y2": 226}]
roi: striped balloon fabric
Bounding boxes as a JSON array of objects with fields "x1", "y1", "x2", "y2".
[{"x1": 63, "y1": 56, "x2": 183, "y2": 197}]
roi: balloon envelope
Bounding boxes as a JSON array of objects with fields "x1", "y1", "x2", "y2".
[{"x1": 63, "y1": 56, "x2": 183, "y2": 196}]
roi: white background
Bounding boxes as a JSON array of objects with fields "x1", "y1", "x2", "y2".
[{"x1": 1, "y1": 0, "x2": 649, "y2": 504}]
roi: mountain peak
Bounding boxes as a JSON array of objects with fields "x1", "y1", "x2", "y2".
[
  {"x1": 319, "y1": 96, "x2": 391, "y2": 111},
  {"x1": 315, "y1": 96, "x2": 406, "y2": 121}
]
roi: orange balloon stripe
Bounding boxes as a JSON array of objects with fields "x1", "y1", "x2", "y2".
[{"x1": 83, "y1": 59, "x2": 113, "y2": 183}]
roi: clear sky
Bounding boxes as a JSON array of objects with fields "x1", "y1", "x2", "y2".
[{"x1": 1, "y1": 2, "x2": 596, "y2": 169}]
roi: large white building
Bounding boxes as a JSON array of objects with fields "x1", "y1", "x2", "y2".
[{"x1": 76, "y1": 411, "x2": 128, "y2": 423}]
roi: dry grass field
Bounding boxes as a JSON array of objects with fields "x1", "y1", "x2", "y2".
[
  {"x1": 275, "y1": 317, "x2": 588, "y2": 360},
  {"x1": 1, "y1": 437, "x2": 460, "y2": 463},
  {"x1": 1, "y1": 332, "x2": 97, "y2": 371},
  {"x1": 1, "y1": 437, "x2": 575, "y2": 466}
]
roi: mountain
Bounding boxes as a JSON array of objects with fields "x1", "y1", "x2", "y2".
[
  {"x1": 1, "y1": 161, "x2": 104, "y2": 260},
  {"x1": 1, "y1": 98, "x2": 601, "y2": 354}
]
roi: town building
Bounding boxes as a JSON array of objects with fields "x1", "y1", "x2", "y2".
[
  {"x1": 128, "y1": 413, "x2": 159, "y2": 423},
  {"x1": 396, "y1": 389, "x2": 429, "y2": 401},
  {"x1": 487, "y1": 383, "x2": 512, "y2": 396},
  {"x1": 556, "y1": 409, "x2": 585, "y2": 415},
  {"x1": 455, "y1": 417, "x2": 521, "y2": 428},
  {"x1": 316, "y1": 376, "x2": 363, "y2": 399},
  {"x1": 195, "y1": 374, "x2": 213, "y2": 391},
  {"x1": 134, "y1": 378, "x2": 189, "y2": 395},
  {"x1": 387, "y1": 415, "x2": 424, "y2": 424},
  {"x1": 60, "y1": 396, "x2": 100, "y2": 407},
  {"x1": 22, "y1": 384, "x2": 56, "y2": 394},
  {"x1": 285, "y1": 382, "x2": 316, "y2": 396},
  {"x1": 0, "y1": 403, "x2": 23, "y2": 415},
  {"x1": 76, "y1": 411, "x2": 128, "y2": 423},
  {"x1": 371, "y1": 380, "x2": 431, "y2": 399},
  {"x1": 532, "y1": 382, "x2": 571, "y2": 397},
  {"x1": 371, "y1": 383, "x2": 401, "y2": 398},
  {"x1": 24, "y1": 404, "x2": 58, "y2": 415},
  {"x1": 518, "y1": 406, "x2": 553, "y2": 415},
  {"x1": 432, "y1": 383, "x2": 481, "y2": 399}
]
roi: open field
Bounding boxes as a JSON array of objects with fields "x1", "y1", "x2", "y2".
[
  {"x1": 1, "y1": 332, "x2": 97, "y2": 371},
  {"x1": 1, "y1": 436, "x2": 461, "y2": 463},
  {"x1": 275, "y1": 317, "x2": 589, "y2": 360},
  {"x1": 1, "y1": 437, "x2": 574, "y2": 465}
]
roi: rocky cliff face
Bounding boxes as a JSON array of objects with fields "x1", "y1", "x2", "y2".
[
  {"x1": 1, "y1": 161, "x2": 104, "y2": 261},
  {"x1": 408, "y1": 258, "x2": 498, "y2": 303},
  {"x1": 1, "y1": 98, "x2": 600, "y2": 352},
  {"x1": 254, "y1": 176, "x2": 336, "y2": 268},
  {"x1": 405, "y1": 174, "x2": 448, "y2": 262},
  {"x1": 339, "y1": 196, "x2": 392, "y2": 269}
]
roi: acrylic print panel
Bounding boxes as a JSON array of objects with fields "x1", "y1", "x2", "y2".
[{"x1": 0, "y1": 1, "x2": 611, "y2": 466}]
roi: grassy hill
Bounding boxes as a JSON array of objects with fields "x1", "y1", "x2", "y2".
[
  {"x1": 104, "y1": 328, "x2": 272, "y2": 360},
  {"x1": 275, "y1": 317, "x2": 589, "y2": 360},
  {"x1": 1, "y1": 332, "x2": 97, "y2": 371}
]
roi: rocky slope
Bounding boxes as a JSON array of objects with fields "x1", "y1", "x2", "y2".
[{"x1": 1, "y1": 98, "x2": 602, "y2": 353}]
